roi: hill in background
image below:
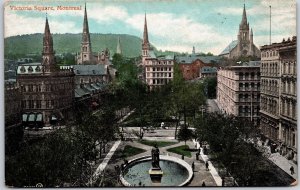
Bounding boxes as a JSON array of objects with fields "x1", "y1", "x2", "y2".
[{"x1": 4, "y1": 33, "x2": 145, "y2": 58}]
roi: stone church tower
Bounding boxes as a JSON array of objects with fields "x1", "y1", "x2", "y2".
[
  {"x1": 237, "y1": 4, "x2": 255, "y2": 57},
  {"x1": 42, "y1": 16, "x2": 56, "y2": 73},
  {"x1": 219, "y1": 4, "x2": 260, "y2": 59}
]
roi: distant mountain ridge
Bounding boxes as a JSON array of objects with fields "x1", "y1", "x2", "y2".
[{"x1": 4, "y1": 33, "x2": 145, "y2": 58}]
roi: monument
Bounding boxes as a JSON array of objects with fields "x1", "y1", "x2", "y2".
[{"x1": 149, "y1": 144, "x2": 163, "y2": 184}]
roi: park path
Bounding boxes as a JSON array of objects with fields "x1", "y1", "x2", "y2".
[
  {"x1": 192, "y1": 139, "x2": 223, "y2": 186},
  {"x1": 88, "y1": 140, "x2": 121, "y2": 185}
]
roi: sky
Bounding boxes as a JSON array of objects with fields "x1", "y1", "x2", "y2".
[{"x1": 4, "y1": 0, "x2": 296, "y2": 55}]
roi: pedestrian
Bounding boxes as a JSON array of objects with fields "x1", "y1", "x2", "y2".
[
  {"x1": 290, "y1": 166, "x2": 295, "y2": 175},
  {"x1": 202, "y1": 181, "x2": 206, "y2": 186},
  {"x1": 196, "y1": 152, "x2": 199, "y2": 160},
  {"x1": 192, "y1": 162, "x2": 195, "y2": 171},
  {"x1": 205, "y1": 161, "x2": 209, "y2": 171},
  {"x1": 181, "y1": 155, "x2": 184, "y2": 160}
]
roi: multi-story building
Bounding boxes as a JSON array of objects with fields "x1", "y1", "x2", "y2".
[
  {"x1": 5, "y1": 82, "x2": 22, "y2": 128},
  {"x1": 16, "y1": 17, "x2": 75, "y2": 126},
  {"x1": 219, "y1": 4, "x2": 260, "y2": 59},
  {"x1": 176, "y1": 53, "x2": 220, "y2": 80},
  {"x1": 141, "y1": 14, "x2": 174, "y2": 90},
  {"x1": 217, "y1": 62, "x2": 260, "y2": 125},
  {"x1": 260, "y1": 36, "x2": 297, "y2": 160}
]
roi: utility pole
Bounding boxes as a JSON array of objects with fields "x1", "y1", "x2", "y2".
[{"x1": 269, "y1": 5, "x2": 272, "y2": 45}]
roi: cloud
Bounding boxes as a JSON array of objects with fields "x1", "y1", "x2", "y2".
[
  {"x1": 125, "y1": 13, "x2": 231, "y2": 54},
  {"x1": 215, "y1": 0, "x2": 296, "y2": 34},
  {"x1": 87, "y1": 5, "x2": 128, "y2": 23},
  {"x1": 4, "y1": 11, "x2": 81, "y2": 37}
]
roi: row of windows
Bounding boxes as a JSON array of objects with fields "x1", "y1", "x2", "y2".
[
  {"x1": 281, "y1": 99, "x2": 297, "y2": 119},
  {"x1": 261, "y1": 50, "x2": 279, "y2": 58},
  {"x1": 261, "y1": 62, "x2": 279, "y2": 76},
  {"x1": 282, "y1": 80, "x2": 296, "y2": 95},
  {"x1": 145, "y1": 60, "x2": 173, "y2": 65},
  {"x1": 22, "y1": 99, "x2": 71, "y2": 109},
  {"x1": 238, "y1": 93, "x2": 260, "y2": 102},
  {"x1": 147, "y1": 73, "x2": 172, "y2": 78},
  {"x1": 282, "y1": 61, "x2": 296, "y2": 75},
  {"x1": 146, "y1": 67, "x2": 172, "y2": 72},
  {"x1": 261, "y1": 79, "x2": 279, "y2": 95},
  {"x1": 152, "y1": 79, "x2": 171, "y2": 85},
  {"x1": 80, "y1": 77, "x2": 105, "y2": 84},
  {"x1": 261, "y1": 97, "x2": 278, "y2": 116},
  {"x1": 21, "y1": 84, "x2": 72, "y2": 92}
]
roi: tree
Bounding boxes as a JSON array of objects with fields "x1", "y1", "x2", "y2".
[{"x1": 177, "y1": 126, "x2": 194, "y2": 145}]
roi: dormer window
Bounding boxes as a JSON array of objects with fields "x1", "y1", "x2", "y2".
[
  {"x1": 20, "y1": 66, "x2": 26, "y2": 73},
  {"x1": 28, "y1": 66, "x2": 33, "y2": 73},
  {"x1": 35, "y1": 66, "x2": 41, "y2": 72}
]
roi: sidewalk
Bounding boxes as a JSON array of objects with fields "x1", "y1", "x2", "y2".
[
  {"x1": 268, "y1": 152, "x2": 298, "y2": 179},
  {"x1": 88, "y1": 140, "x2": 121, "y2": 185},
  {"x1": 193, "y1": 139, "x2": 223, "y2": 186}
]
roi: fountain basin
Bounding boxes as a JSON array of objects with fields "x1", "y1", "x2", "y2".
[{"x1": 120, "y1": 155, "x2": 193, "y2": 186}]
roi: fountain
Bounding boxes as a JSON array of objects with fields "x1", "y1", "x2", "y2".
[{"x1": 120, "y1": 145, "x2": 193, "y2": 186}]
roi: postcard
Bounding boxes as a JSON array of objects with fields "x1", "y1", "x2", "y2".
[{"x1": 4, "y1": 0, "x2": 297, "y2": 188}]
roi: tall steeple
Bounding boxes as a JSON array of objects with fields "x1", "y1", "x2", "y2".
[
  {"x1": 42, "y1": 16, "x2": 55, "y2": 73},
  {"x1": 143, "y1": 13, "x2": 149, "y2": 45},
  {"x1": 80, "y1": 3, "x2": 93, "y2": 64},
  {"x1": 240, "y1": 4, "x2": 249, "y2": 31},
  {"x1": 116, "y1": 36, "x2": 122, "y2": 54},
  {"x1": 142, "y1": 13, "x2": 150, "y2": 59}
]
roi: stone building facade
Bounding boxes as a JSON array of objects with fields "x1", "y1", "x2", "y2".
[
  {"x1": 217, "y1": 62, "x2": 260, "y2": 125},
  {"x1": 16, "y1": 17, "x2": 75, "y2": 126},
  {"x1": 219, "y1": 4, "x2": 260, "y2": 59},
  {"x1": 260, "y1": 36, "x2": 297, "y2": 160},
  {"x1": 141, "y1": 14, "x2": 174, "y2": 90}
]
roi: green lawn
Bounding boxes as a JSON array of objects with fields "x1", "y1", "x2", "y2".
[
  {"x1": 167, "y1": 145, "x2": 192, "y2": 157},
  {"x1": 122, "y1": 145, "x2": 147, "y2": 158},
  {"x1": 138, "y1": 140, "x2": 178, "y2": 148}
]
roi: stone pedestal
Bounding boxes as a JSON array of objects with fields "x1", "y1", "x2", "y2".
[{"x1": 149, "y1": 168, "x2": 163, "y2": 184}]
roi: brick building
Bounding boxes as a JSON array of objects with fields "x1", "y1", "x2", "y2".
[
  {"x1": 16, "y1": 17, "x2": 75, "y2": 127},
  {"x1": 176, "y1": 54, "x2": 220, "y2": 80}
]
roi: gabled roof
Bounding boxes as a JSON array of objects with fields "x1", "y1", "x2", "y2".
[
  {"x1": 68, "y1": 65, "x2": 107, "y2": 76},
  {"x1": 175, "y1": 55, "x2": 220, "y2": 64},
  {"x1": 200, "y1": 66, "x2": 218, "y2": 73},
  {"x1": 219, "y1": 40, "x2": 238, "y2": 56}
]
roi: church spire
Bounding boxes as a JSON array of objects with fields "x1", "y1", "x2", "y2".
[
  {"x1": 82, "y1": 3, "x2": 91, "y2": 44},
  {"x1": 79, "y1": 3, "x2": 93, "y2": 64},
  {"x1": 143, "y1": 13, "x2": 150, "y2": 46},
  {"x1": 42, "y1": 16, "x2": 55, "y2": 72},
  {"x1": 116, "y1": 36, "x2": 122, "y2": 54},
  {"x1": 241, "y1": 4, "x2": 248, "y2": 27}
]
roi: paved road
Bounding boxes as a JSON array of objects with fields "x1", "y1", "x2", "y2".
[{"x1": 207, "y1": 99, "x2": 220, "y2": 113}]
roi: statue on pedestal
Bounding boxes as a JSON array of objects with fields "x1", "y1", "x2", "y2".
[{"x1": 151, "y1": 144, "x2": 160, "y2": 169}]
